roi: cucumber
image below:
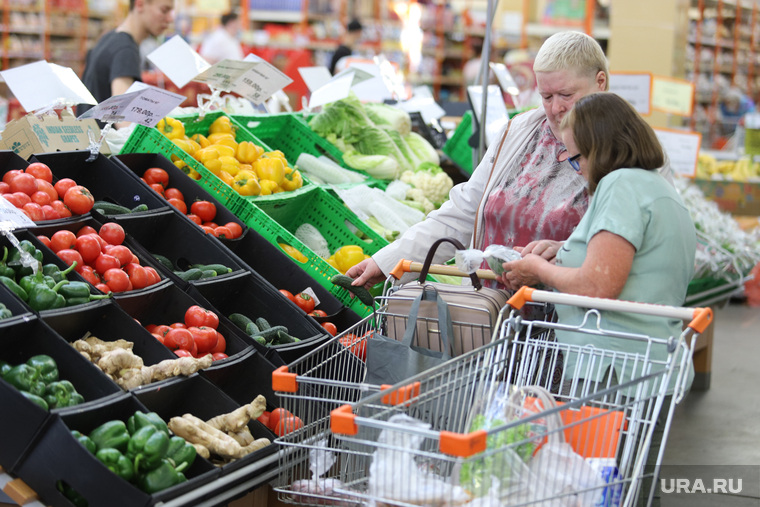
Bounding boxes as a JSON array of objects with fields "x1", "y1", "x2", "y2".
[
  {"x1": 200, "y1": 270, "x2": 217, "y2": 279},
  {"x1": 273, "y1": 330, "x2": 300, "y2": 345},
  {"x1": 93, "y1": 201, "x2": 131, "y2": 215},
  {"x1": 245, "y1": 322, "x2": 260, "y2": 336},
  {"x1": 255, "y1": 317, "x2": 271, "y2": 331},
  {"x1": 331, "y1": 274, "x2": 375, "y2": 306},
  {"x1": 190, "y1": 264, "x2": 233, "y2": 276},
  {"x1": 251, "y1": 325, "x2": 288, "y2": 344},
  {"x1": 153, "y1": 254, "x2": 175, "y2": 271},
  {"x1": 229, "y1": 313, "x2": 254, "y2": 331},
  {"x1": 131, "y1": 204, "x2": 149, "y2": 213},
  {"x1": 175, "y1": 268, "x2": 203, "y2": 281}
]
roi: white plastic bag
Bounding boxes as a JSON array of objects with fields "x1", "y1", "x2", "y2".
[
  {"x1": 290, "y1": 439, "x2": 353, "y2": 506},
  {"x1": 455, "y1": 245, "x2": 521, "y2": 276}
]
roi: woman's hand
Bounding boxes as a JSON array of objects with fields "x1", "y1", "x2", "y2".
[
  {"x1": 500, "y1": 254, "x2": 548, "y2": 291},
  {"x1": 345, "y1": 258, "x2": 385, "y2": 290},
  {"x1": 515, "y1": 240, "x2": 563, "y2": 262}
]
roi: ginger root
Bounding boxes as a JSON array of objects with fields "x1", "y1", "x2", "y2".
[
  {"x1": 193, "y1": 443, "x2": 211, "y2": 459},
  {"x1": 97, "y1": 348, "x2": 144, "y2": 375},
  {"x1": 73, "y1": 336, "x2": 132, "y2": 363},
  {"x1": 169, "y1": 413, "x2": 270, "y2": 461},
  {"x1": 206, "y1": 395, "x2": 267, "y2": 434},
  {"x1": 230, "y1": 428, "x2": 254, "y2": 447}
]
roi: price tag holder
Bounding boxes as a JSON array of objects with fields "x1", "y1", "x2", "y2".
[
  {"x1": 0, "y1": 61, "x2": 96, "y2": 112},
  {"x1": 610, "y1": 72, "x2": 652, "y2": 116},
  {"x1": 77, "y1": 85, "x2": 186, "y2": 127},
  {"x1": 467, "y1": 84, "x2": 510, "y2": 147},
  {"x1": 654, "y1": 127, "x2": 702, "y2": 178},
  {"x1": 298, "y1": 66, "x2": 333, "y2": 93},
  {"x1": 147, "y1": 35, "x2": 211, "y2": 89},
  {"x1": 309, "y1": 72, "x2": 354, "y2": 109},
  {"x1": 651, "y1": 76, "x2": 694, "y2": 117},
  {"x1": 194, "y1": 58, "x2": 293, "y2": 105},
  {"x1": 0, "y1": 197, "x2": 35, "y2": 229}
]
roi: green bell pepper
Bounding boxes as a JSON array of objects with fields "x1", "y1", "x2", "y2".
[
  {"x1": 127, "y1": 411, "x2": 170, "y2": 437},
  {"x1": 89, "y1": 420, "x2": 131, "y2": 453},
  {"x1": 56, "y1": 480, "x2": 89, "y2": 507},
  {"x1": 2, "y1": 364, "x2": 45, "y2": 395},
  {"x1": 20, "y1": 390, "x2": 49, "y2": 410},
  {"x1": 95, "y1": 448, "x2": 134, "y2": 482},
  {"x1": 18, "y1": 271, "x2": 54, "y2": 294},
  {"x1": 44, "y1": 380, "x2": 83, "y2": 409},
  {"x1": 71, "y1": 430, "x2": 97, "y2": 454},
  {"x1": 166, "y1": 436, "x2": 196, "y2": 473},
  {"x1": 28, "y1": 280, "x2": 68, "y2": 312},
  {"x1": 8, "y1": 241, "x2": 43, "y2": 278},
  {"x1": 127, "y1": 425, "x2": 170, "y2": 473},
  {"x1": 0, "y1": 246, "x2": 14, "y2": 278},
  {"x1": 0, "y1": 360, "x2": 11, "y2": 376},
  {"x1": 26, "y1": 354, "x2": 58, "y2": 384},
  {"x1": 42, "y1": 262, "x2": 76, "y2": 284},
  {"x1": 0, "y1": 302, "x2": 13, "y2": 319},
  {"x1": 60, "y1": 282, "x2": 111, "y2": 307},
  {"x1": 136, "y1": 459, "x2": 186, "y2": 494},
  {"x1": 0, "y1": 276, "x2": 28, "y2": 301}
]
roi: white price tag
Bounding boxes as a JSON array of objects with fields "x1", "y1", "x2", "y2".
[
  {"x1": 298, "y1": 66, "x2": 332, "y2": 93},
  {"x1": 398, "y1": 96, "x2": 446, "y2": 124},
  {"x1": 309, "y1": 72, "x2": 354, "y2": 109},
  {"x1": 0, "y1": 61, "x2": 96, "y2": 112},
  {"x1": 0, "y1": 197, "x2": 36, "y2": 229},
  {"x1": 654, "y1": 128, "x2": 702, "y2": 178},
  {"x1": 610, "y1": 72, "x2": 652, "y2": 115},
  {"x1": 194, "y1": 59, "x2": 293, "y2": 105},
  {"x1": 147, "y1": 35, "x2": 211, "y2": 89},
  {"x1": 467, "y1": 84, "x2": 510, "y2": 147},
  {"x1": 77, "y1": 85, "x2": 186, "y2": 126}
]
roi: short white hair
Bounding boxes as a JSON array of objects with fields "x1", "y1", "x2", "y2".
[{"x1": 533, "y1": 31, "x2": 609, "y2": 90}]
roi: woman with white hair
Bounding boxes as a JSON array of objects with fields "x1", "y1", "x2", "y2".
[{"x1": 349, "y1": 31, "x2": 670, "y2": 289}]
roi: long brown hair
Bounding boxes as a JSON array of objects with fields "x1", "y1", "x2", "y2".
[{"x1": 561, "y1": 93, "x2": 664, "y2": 194}]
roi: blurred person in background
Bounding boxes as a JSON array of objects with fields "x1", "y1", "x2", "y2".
[
  {"x1": 79, "y1": 0, "x2": 174, "y2": 123},
  {"x1": 199, "y1": 12, "x2": 245, "y2": 64},
  {"x1": 719, "y1": 86, "x2": 755, "y2": 136},
  {"x1": 329, "y1": 18, "x2": 362, "y2": 74}
]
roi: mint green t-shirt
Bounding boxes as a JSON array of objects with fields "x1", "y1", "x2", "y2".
[{"x1": 554, "y1": 169, "x2": 696, "y2": 390}]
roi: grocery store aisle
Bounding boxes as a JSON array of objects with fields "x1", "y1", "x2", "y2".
[{"x1": 661, "y1": 301, "x2": 760, "y2": 506}]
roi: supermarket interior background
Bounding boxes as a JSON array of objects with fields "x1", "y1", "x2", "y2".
[{"x1": 1, "y1": 0, "x2": 760, "y2": 506}]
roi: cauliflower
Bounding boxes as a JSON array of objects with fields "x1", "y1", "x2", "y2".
[
  {"x1": 406, "y1": 188, "x2": 436, "y2": 214},
  {"x1": 400, "y1": 166, "x2": 454, "y2": 207}
]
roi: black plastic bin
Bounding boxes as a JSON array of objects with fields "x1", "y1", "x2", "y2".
[
  {"x1": 134, "y1": 374, "x2": 278, "y2": 476},
  {"x1": 14, "y1": 393, "x2": 220, "y2": 507},
  {"x1": 200, "y1": 347, "x2": 279, "y2": 411}
]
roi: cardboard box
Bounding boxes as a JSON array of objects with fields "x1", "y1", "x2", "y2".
[
  {"x1": 0, "y1": 110, "x2": 109, "y2": 159},
  {"x1": 694, "y1": 178, "x2": 760, "y2": 216}
]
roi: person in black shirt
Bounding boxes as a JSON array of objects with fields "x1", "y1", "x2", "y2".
[{"x1": 329, "y1": 19, "x2": 362, "y2": 75}]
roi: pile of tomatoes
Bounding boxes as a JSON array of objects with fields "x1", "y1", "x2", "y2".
[
  {"x1": 36, "y1": 222, "x2": 162, "y2": 293},
  {"x1": 141, "y1": 167, "x2": 243, "y2": 239},
  {"x1": 144, "y1": 305, "x2": 228, "y2": 361},
  {"x1": 1, "y1": 163, "x2": 95, "y2": 221},
  {"x1": 257, "y1": 407, "x2": 303, "y2": 437},
  {"x1": 278, "y1": 288, "x2": 338, "y2": 336}
]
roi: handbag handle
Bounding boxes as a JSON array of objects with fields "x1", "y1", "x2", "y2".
[
  {"x1": 401, "y1": 285, "x2": 456, "y2": 359},
  {"x1": 419, "y1": 237, "x2": 483, "y2": 290}
]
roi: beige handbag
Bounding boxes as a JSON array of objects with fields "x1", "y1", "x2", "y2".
[{"x1": 381, "y1": 238, "x2": 510, "y2": 356}]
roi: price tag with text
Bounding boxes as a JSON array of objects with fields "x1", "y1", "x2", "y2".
[
  {"x1": 654, "y1": 128, "x2": 702, "y2": 177},
  {"x1": 147, "y1": 35, "x2": 211, "y2": 89},
  {"x1": 77, "y1": 85, "x2": 186, "y2": 126},
  {"x1": 610, "y1": 72, "x2": 652, "y2": 115},
  {"x1": 0, "y1": 197, "x2": 35, "y2": 229},
  {"x1": 194, "y1": 59, "x2": 292, "y2": 105},
  {"x1": 651, "y1": 76, "x2": 694, "y2": 117}
]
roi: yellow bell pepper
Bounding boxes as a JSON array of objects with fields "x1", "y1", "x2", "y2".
[
  {"x1": 239, "y1": 163, "x2": 253, "y2": 173},
  {"x1": 326, "y1": 255, "x2": 339, "y2": 270},
  {"x1": 203, "y1": 158, "x2": 222, "y2": 176},
  {"x1": 210, "y1": 144, "x2": 236, "y2": 158},
  {"x1": 191, "y1": 133, "x2": 210, "y2": 148},
  {"x1": 263, "y1": 150, "x2": 288, "y2": 165},
  {"x1": 218, "y1": 170, "x2": 235, "y2": 187},
  {"x1": 219, "y1": 155, "x2": 241, "y2": 177},
  {"x1": 173, "y1": 159, "x2": 187, "y2": 171},
  {"x1": 209, "y1": 115, "x2": 235, "y2": 135},
  {"x1": 194, "y1": 146, "x2": 220, "y2": 163},
  {"x1": 207, "y1": 132, "x2": 236, "y2": 145},
  {"x1": 253, "y1": 157, "x2": 285, "y2": 185},
  {"x1": 232, "y1": 170, "x2": 261, "y2": 196},
  {"x1": 259, "y1": 179, "x2": 280, "y2": 195},
  {"x1": 334, "y1": 245, "x2": 366, "y2": 274},
  {"x1": 281, "y1": 169, "x2": 303, "y2": 191},
  {"x1": 214, "y1": 136, "x2": 238, "y2": 151},
  {"x1": 189, "y1": 169, "x2": 201, "y2": 180},
  {"x1": 172, "y1": 138, "x2": 196, "y2": 156},
  {"x1": 279, "y1": 243, "x2": 308, "y2": 263},
  {"x1": 157, "y1": 117, "x2": 185, "y2": 140},
  {"x1": 236, "y1": 141, "x2": 264, "y2": 164}
]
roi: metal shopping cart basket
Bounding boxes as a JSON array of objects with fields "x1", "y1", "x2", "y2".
[{"x1": 309, "y1": 288, "x2": 712, "y2": 507}]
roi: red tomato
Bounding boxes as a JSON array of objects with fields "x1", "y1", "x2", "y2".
[
  {"x1": 104, "y1": 245, "x2": 133, "y2": 267},
  {"x1": 339, "y1": 333, "x2": 367, "y2": 361},
  {"x1": 143, "y1": 266, "x2": 161, "y2": 285},
  {"x1": 3, "y1": 192, "x2": 31, "y2": 208},
  {"x1": 202, "y1": 222, "x2": 219, "y2": 229},
  {"x1": 309, "y1": 309, "x2": 328, "y2": 318},
  {"x1": 294, "y1": 292, "x2": 315, "y2": 313},
  {"x1": 186, "y1": 214, "x2": 202, "y2": 225},
  {"x1": 127, "y1": 264, "x2": 150, "y2": 290},
  {"x1": 167, "y1": 198, "x2": 187, "y2": 214},
  {"x1": 103, "y1": 268, "x2": 130, "y2": 292},
  {"x1": 79, "y1": 265, "x2": 101, "y2": 286},
  {"x1": 50, "y1": 200, "x2": 71, "y2": 218},
  {"x1": 153, "y1": 324, "x2": 171, "y2": 337},
  {"x1": 257, "y1": 411, "x2": 271, "y2": 428},
  {"x1": 163, "y1": 328, "x2": 192, "y2": 350},
  {"x1": 152, "y1": 333, "x2": 165, "y2": 345},
  {"x1": 267, "y1": 408, "x2": 293, "y2": 432},
  {"x1": 321, "y1": 322, "x2": 338, "y2": 336},
  {"x1": 211, "y1": 352, "x2": 228, "y2": 361},
  {"x1": 2, "y1": 169, "x2": 24, "y2": 185},
  {"x1": 188, "y1": 326, "x2": 218, "y2": 354},
  {"x1": 75, "y1": 234, "x2": 103, "y2": 264},
  {"x1": 25, "y1": 163, "x2": 53, "y2": 183},
  {"x1": 21, "y1": 203, "x2": 44, "y2": 221},
  {"x1": 94, "y1": 254, "x2": 121, "y2": 274},
  {"x1": 143, "y1": 168, "x2": 169, "y2": 188},
  {"x1": 149, "y1": 183, "x2": 165, "y2": 196},
  {"x1": 184, "y1": 305, "x2": 219, "y2": 329},
  {"x1": 164, "y1": 188, "x2": 184, "y2": 201},
  {"x1": 170, "y1": 322, "x2": 187, "y2": 329},
  {"x1": 41, "y1": 205, "x2": 60, "y2": 221},
  {"x1": 57, "y1": 249, "x2": 84, "y2": 271},
  {"x1": 54, "y1": 178, "x2": 77, "y2": 199},
  {"x1": 274, "y1": 416, "x2": 304, "y2": 437},
  {"x1": 50, "y1": 230, "x2": 77, "y2": 253},
  {"x1": 35, "y1": 180, "x2": 57, "y2": 201},
  {"x1": 214, "y1": 226, "x2": 233, "y2": 239},
  {"x1": 201, "y1": 226, "x2": 217, "y2": 236},
  {"x1": 211, "y1": 331, "x2": 226, "y2": 354},
  {"x1": 174, "y1": 349, "x2": 194, "y2": 358},
  {"x1": 63, "y1": 186, "x2": 95, "y2": 215},
  {"x1": 76, "y1": 225, "x2": 98, "y2": 237},
  {"x1": 36, "y1": 235, "x2": 52, "y2": 249},
  {"x1": 99, "y1": 222, "x2": 125, "y2": 245},
  {"x1": 223, "y1": 222, "x2": 243, "y2": 239},
  {"x1": 279, "y1": 289, "x2": 297, "y2": 303},
  {"x1": 0, "y1": 182, "x2": 9, "y2": 194},
  {"x1": 95, "y1": 283, "x2": 111, "y2": 293},
  {"x1": 190, "y1": 201, "x2": 216, "y2": 222},
  {"x1": 30, "y1": 191, "x2": 51, "y2": 206},
  {"x1": 9, "y1": 173, "x2": 38, "y2": 196},
  {"x1": 145, "y1": 324, "x2": 158, "y2": 333}
]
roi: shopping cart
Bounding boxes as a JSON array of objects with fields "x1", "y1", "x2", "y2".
[{"x1": 307, "y1": 288, "x2": 711, "y2": 507}]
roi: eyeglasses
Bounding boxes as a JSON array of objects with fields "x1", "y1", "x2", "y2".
[{"x1": 567, "y1": 153, "x2": 581, "y2": 172}]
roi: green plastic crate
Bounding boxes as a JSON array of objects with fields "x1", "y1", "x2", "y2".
[
  {"x1": 443, "y1": 111, "x2": 474, "y2": 175},
  {"x1": 245, "y1": 186, "x2": 390, "y2": 317}
]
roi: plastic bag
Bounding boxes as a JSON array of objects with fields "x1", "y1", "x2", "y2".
[
  {"x1": 290, "y1": 439, "x2": 353, "y2": 506},
  {"x1": 368, "y1": 414, "x2": 471, "y2": 506},
  {"x1": 455, "y1": 245, "x2": 521, "y2": 276}
]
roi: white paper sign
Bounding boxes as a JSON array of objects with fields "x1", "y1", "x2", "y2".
[
  {"x1": 375, "y1": 54, "x2": 407, "y2": 100},
  {"x1": 654, "y1": 128, "x2": 702, "y2": 177},
  {"x1": 342, "y1": 63, "x2": 392, "y2": 103},
  {"x1": 0, "y1": 61, "x2": 97, "y2": 112},
  {"x1": 309, "y1": 72, "x2": 355, "y2": 109},
  {"x1": 77, "y1": 85, "x2": 186, "y2": 127},
  {"x1": 467, "y1": 85, "x2": 510, "y2": 147},
  {"x1": 0, "y1": 197, "x2": 36, "y2": 229},
  {"x1": 610, "y1": 73, "x2": 652, "y2": 115},
  {"x1": 298, "y1": 66, "x2": 333, "y2": 93},
  {"x1": 147, "y1": 35, "x2": 211, "y2": 89},
  {"x1": 194, "y1": 59, "x2": 292, "y2": 105},
  {"x1": 490, "y1": 63, "x2": 520, "y2": 96},
  {"x1": 398, "y1": 96, "x2": 446, "y2": 124}
]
